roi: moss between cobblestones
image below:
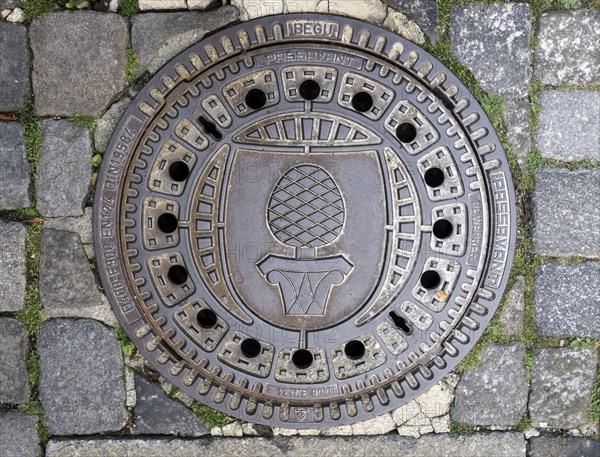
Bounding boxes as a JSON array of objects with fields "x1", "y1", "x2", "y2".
[
  {"x1": 191, "y1": 402, "x2": 232, "y2": 429},
  {"x1": 124, "y1": 44, "x2": 139, "y2": 86},
  {"x1": 114, "y1": 323, "x2": 135, "y2": 357},
  {"x1": 69, "y1": 113, "x2": 95, "y2": 135},
  {"x1": 119, "y1": 0, "x2": 139, "y2": 18}
]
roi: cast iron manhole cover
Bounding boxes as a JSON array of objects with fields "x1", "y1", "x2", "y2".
[{"x1": 94, "y1": 14, "x2": 516, "y2": 428}]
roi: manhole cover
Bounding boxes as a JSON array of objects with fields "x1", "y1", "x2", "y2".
[{"x1": 94, "y1": 14, "x2": 516, "y2": 428}]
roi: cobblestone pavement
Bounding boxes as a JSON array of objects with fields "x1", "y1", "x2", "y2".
[{"x1": 0, "y1": 1, "x2": 599, "y2": 456}]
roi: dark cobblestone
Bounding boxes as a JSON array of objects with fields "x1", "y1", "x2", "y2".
[
  {"x1": 529, "y1": 348, "x2": 597, "y2": 429},
  {"x1": 0, "y1": 318, "x2": 29, "y2": 404},
  {"x1": 37, "y1": 319, "x2": 127, "y2": 435},
  {"x1": 0, "y1": 122, "x2": 30, "y2": 210},
  {"x1": 532, "y1": 168, "x2": 599, "y2": 258},
  {"x1": 449, "y1": 3, "x2": 531, "y2": 97},
  {"x1": 0, "y1": 22, "x2": 29, "y2": 112},
  {"x1": 0, "y1": 411, "x2": 41, "y2": 457},
  {"x1": 30, "y1": 11, "x2": 128, "y2": 117},
  {"x1": 0, "y1": 220, "x2": 27, "y2": 312},
  {"x1": 535, "y1": 262, "x2": 600, "y2": 338}
]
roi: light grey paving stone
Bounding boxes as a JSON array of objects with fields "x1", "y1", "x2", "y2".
[
  {"x1": 46, "y1": 433, "x2": 527, "y2": 457},
  {"x1": 529, "y1": 348, "x2": 597, "y2": 429},
  {"x1": 37, "y1": 318, "x2": 127, "y2": 435},
  {"x1": 39, "y1": 229, "x2": 114, "y2": 324},
  {"x1": 534, "y1": 262, "x2": 600, "y2": 338},
  {"x1": 0, "y1": 220, "x2": 27, "y2": 312},
  {"x1": 499, "y1": 276, "x2": 525, "y2": 337},
  {"x1": 0, "y1": 22, "x2": 29, "y2": 112},
  {"x1": 0, "y1": 122, "x2": 30, "y2": 210},
  {"x1": 385, "y1": 0, "x2": 437, "y2": 43},
  {"x1": 0, "y1": 1, "x2": 22, "y2": 9},
  {"x1": 36, "y1": 120, "x2": 91, "y2": 218},
  {"x1": 30, "y1": 11, "x2": 128, "y2": 117},
  {"x1": 0, "y1": 411, "x2": 41, "y2": 457},
  {"x1": 132, "y1": 374, "x2": 208, "y2": 436},
  {"x1": 0, "y1": 318, "x2": 29, "y2": 404},
  {"x1": 532, "y1": 168, "x2": 600, "y2": 258},
  {"x1": 449, "y1": 2, "x2": 531, "y2": 98},
  {"x1": 529, "y1": 436, "x2": 600, "y2": 457},
  {"x1": 502, "y1": 98, "x2": 530, "y2": 171},
  {"x1": 43, "y1": 207, "x2": 93, "y2": 245},
  {"x1": 534, "y1": 10, "x2": 600, "y2": 86},
  {"x1": 131, "y1": 6, "x2": 239, "y2": 77},
  {"x1": 94, "y1": 97, "x2": 131, "y2": 153},
  {"x1": 535, "y1": 91, "x2": 600, "y2": 161},
  {"x1": 451, "y1": 343, "x2": 527, "y2": 426}
]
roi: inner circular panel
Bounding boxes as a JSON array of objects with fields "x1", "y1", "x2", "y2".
[{"x1": 93, "y1": 14, "x2": 516, "y2": 429}]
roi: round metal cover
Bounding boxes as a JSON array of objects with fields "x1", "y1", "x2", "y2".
[{"x1": 94, "y1": 14, "x2": 516, "y2": 428}]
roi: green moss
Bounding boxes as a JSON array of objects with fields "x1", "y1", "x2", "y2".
[
  {"x1": 16, "y1": 222, "x2": 45, "y2": 336},
  {"x1": 92, "y1": 154, "x2": 103, "y2": 168},
  {"x1": 119, "y1": 0, "x2": 139, "y2": 18},
  {"x1": 115, "y1": 323, "x2": 135, "y2": 357},
  {"x1": 513, "y1": 416, "x2": 532, "y2": 433},
  {"x1": 124, "y1": 45, "x2": 139, "y2": 86},
  {"x1": 18, "y1": 99, "x2": 43, "y2": 178},
  {"x1": 69, "y1": 113, "x2": 95, "y2": 134},
  {"x1": 17, "y1": 400, "x2": 45, "y2": 416},
  {"x1": 448, "y1": 419, "x2": 476, "y2": 435},
  {"x1": 191, "y1": 403, "x2": 232, "y2": 429},
  {"x1": 21, "y1": 0, "x2": 61, "y2": 19},
  {"x1": 589, "y1": 348, "x2": 600, "y2": 423}
]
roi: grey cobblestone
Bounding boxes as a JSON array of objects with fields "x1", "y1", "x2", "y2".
[
  {"x1": 534, "y1": 262, "x2": 600, "y2": 338},
  {"x1": 39, "y1": 229, "x2": 114, "y2": 324},
  {"x1": 535, "y1": 90, "x2": 599, "y2": 161},
  {"x1": 0, "y1": 22, "x2": 29, "y2": 112},
  {"x1": 0, "y1": 220, "x2": 27, "y2": 312},
  {"x1": 132, "y1": 374, "x2": 208, "y2": 436},
  {"x1": 0, "y1": 318, "x2": 29, "y2": 404},
  {"x1": 529, "y1": 436, "x2": 600, "y2": 457},
  {"x1": 534, "y1": 10, "x2": 600, "y2": 86},
  {"x1": 0, "y1": 411, "x2": 41, "y2": 457},
  {"x1": 131, "y1": 7, "x2": 239, "y2": 77},
  {"x1": 45, "y1": 433, "x2": 527, "y2": 457},
  {"x1": 385, "y1": 1, "x2": 437, "y2": 43},
  {"x1": 36, "y1": 120, "x2": 91, "y2": 218},
  {"x1": 37, "y1": 318, "x2": 127, "y2": 435},
  {"x1": 94, "y1": 98, "x2": 131, "y2": 153},
  {"x1": 30, "y1": 11, "x2": 128, "y2": 117},
  {"x1": 449, "y1": 3, "x2": 531, "y2": 98},
  {"x1": 499, "y1": 277, "x2": 525, "y2": 337},
  {"x1": 502, "y1": 99, "x2": 530, "y2": 171},
  {"x1": 529, "y1": 348, "x2": 597, "y2": 429},
  {"x1": 451, "y1": 343, "x2": 527, "y2": 426},
  {"x1": 0, "y1": 122, "x2": 30, "y2": 210},
  {"x1": 532, "y1": 168, "x2": 600, "y2": 258}
]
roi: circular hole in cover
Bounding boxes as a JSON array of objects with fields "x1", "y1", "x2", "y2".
[
  {"x1": 240, "y1": 338, "x2": 262, "y2": 358},
  {"x1": 344, "y1": 340, "x2": 366, "y2": 360},
  {"x1": 292, "y1": 349, "x2": 314, "y2": 369},
  {"x1": 433, "y1": 219, "x2": 453, "y2": 239},
  {"x1": 168, "y1": 265, "x2": 188, "y2": 285},
  {"x1": 424, "y1": 167, "x2": 445, "y2": 188},
  {"x1": 352, "y1": 91, "x2": 374, "y2": 112},
  {"x1": 396, "y1": 122, "x2": 417, "y2": 143},
  {"x1": 420, "y1": 270, "x2": 441, "y2": 290},
  {"x1": 245, "y1": 89, "x2": 267, "y2": 110},
  {"x1": 197, "y1": 308, "x2": 218, "y2": 328},
  {"x1": 157, "y1": 213, "x2": 178, "y2": 234},
  {"x1": 169, "y1": 161, "x2": 190, "y2": 182},
  {"x1": 299, "y1": 80, "x2": 321, "y2": 101}
]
